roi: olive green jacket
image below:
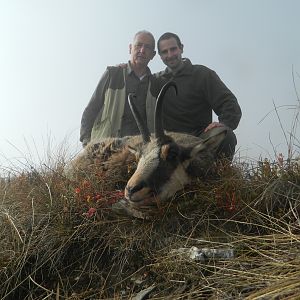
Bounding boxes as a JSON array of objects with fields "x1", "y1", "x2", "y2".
[{"x1": 80, "y1": 66, "x2": 157, "y2": 145}]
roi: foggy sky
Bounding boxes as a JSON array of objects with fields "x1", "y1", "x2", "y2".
[{"x1": 0, "y1": 0, "x2": 299, "y2": 171}]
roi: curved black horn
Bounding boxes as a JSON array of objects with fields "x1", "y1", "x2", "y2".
[
  {"x1": 128, "y1": 93, "x2": 151, "y2": 144},
  {"x1": 155, "y1": 81, "x2": 178, "y2": 140}
]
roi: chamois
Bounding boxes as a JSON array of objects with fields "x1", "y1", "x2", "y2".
[
  {"x1": 66, "y1": 81, "x2": 227, "y2": 214},
  {"x1": 124, "y1": 81, "x2": 227, "y2": 208}
]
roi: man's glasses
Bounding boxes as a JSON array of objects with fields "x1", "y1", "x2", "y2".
[{"x1": 134, "y1": 43, "x2": 154, "y2": 51}]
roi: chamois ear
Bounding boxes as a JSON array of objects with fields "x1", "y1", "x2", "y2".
[
  {"x1": 127, "y1": 145, "x2": 142, "y2": 160},
  {"x1": 190, "y1": 127, "x2": 227, "y2": 158},
  {"x1": 127, "y1": 145, "x2": 138, "y2": 154}
]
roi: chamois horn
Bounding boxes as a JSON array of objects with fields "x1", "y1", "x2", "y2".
[
  {"x1": 154, "y1": 81, "x2": 177, "y2": 141},
  {"x1": 128, "y1": 93, "x2": 151, "y2": 144}
]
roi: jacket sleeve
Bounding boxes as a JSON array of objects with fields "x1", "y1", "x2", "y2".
[
  {"x1": 150, "y1": 74, "x2": 165, "y2": 98},
  {"x1": 80, "y1": 68, "x2": 110, "y2": 145},
  {"x1": 205, "y1": 70, "x2": 242, "y2": 130}
]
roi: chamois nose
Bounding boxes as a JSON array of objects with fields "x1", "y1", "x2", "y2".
[{"x1": 125, "y1": 182, "x2": 145, "y2": 198}]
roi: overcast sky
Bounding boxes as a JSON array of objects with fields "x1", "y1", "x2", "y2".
[{"x1": 0, "y1": 0, "x2": 299, "y2": 171}]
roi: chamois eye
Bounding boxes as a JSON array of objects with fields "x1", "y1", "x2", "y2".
[{"x1": 167, "y1": 144, "x2": 180, "y2": 161}]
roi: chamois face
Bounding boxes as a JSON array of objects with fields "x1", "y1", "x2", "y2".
[
  {"x1": 124, "y1": 81, "x2": 227, "y2": 208},
  {"x1": 124, "y1": 128, "x2": 227, "y2": 207},
  {"x1": 125, "y1": 138, "x2": 189, "y2": 205}
]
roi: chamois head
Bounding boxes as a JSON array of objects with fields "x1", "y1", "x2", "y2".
[{"x1": 125, "y1": 81, "x2": 227, "y2": 207}]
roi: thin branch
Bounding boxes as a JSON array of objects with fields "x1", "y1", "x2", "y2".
[
  {"x1": 4, "y1": 212, "x2": 24, "y2": 244},
  {"x1": 29, "y1": 275, "x2": 54, "y2": 296}
]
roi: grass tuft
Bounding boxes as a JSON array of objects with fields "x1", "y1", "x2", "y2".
[{"x1": 0, "y1": 149, "x2": 300, "y2": 299}]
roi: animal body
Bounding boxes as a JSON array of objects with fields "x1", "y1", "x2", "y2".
[{"x1": 67, "y1": 81, "x2": 227, "y2": 213}]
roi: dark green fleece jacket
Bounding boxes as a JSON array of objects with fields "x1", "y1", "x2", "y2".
[{"x1": 155, "y1": 58, "x2": 242, "y2": 136}]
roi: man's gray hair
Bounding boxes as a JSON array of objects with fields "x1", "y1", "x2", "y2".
[{"x1": 133, "y1": 30, "x2": 155, "y2": 49}]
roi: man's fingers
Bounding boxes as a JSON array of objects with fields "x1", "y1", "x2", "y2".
[{"x1": 204, "y1": 122, "x2": 224, "y2": 132}]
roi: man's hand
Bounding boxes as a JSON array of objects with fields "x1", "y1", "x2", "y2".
[
  {"x1": 116, "y1": 63, "x2": 127, "y2": 68},
  {"x1": 204, "y1": 122, "x2": 225, "y2": 133}
]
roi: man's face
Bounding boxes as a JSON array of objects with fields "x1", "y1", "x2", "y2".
[
  {"x1": 129, "y1": 33, "x2": 156, "y2": 67},
  {"x1": 158, "y1": 37, "x2": 183, "y2": 70}
]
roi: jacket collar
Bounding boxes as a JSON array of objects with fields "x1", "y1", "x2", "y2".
[
  {"x1": 164, "y1": 58, "x2": 193, "y2": 76},
  {"x1": 127, "y1": 61, "x2": 151, "y2": 78}
]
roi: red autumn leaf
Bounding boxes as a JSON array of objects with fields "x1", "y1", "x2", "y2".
[
  {"x1": 94, "y1": 194, "x2": 102, "y2": 200},
  {"x1": 75, "y1": 187, "x2": 81, "y2": 194},
  {"x1": 87, "y1": 207, "x2": 96, "y2": 217}
]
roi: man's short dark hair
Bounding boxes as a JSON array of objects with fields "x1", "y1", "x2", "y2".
[{"x1": 157, "y1": 32, "x2": 183, "y2": 54}]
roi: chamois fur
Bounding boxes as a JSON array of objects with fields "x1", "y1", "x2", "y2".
[{"x1": 66, "y1": 81, "x2": 227, "y2": 213}]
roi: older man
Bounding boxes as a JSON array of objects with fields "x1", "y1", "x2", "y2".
[{"x1": 80, "y1": 30, "x2": 157, "y2": 147}]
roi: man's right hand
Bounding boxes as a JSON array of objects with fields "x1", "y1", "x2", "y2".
[{"x1": 116, "y1": 63, "x2": 127, "y2": 68}]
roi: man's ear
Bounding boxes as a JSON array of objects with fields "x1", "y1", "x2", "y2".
[
  {"x1": 129, "y1": 43, "x2": 132, "y2": 54},
  {"x1": 180, "y1": 44, "x2": 184, "y2": 52}
]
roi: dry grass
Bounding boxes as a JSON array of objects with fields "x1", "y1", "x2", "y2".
[{"x1": 0, "y1": 150, "x2": 299, "y2": 300}]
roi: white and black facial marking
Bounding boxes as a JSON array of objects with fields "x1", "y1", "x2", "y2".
[
  {"x1": 125, "y1": 140, "x2": 160, "y2": 202},
  {"x1": 158, "y1": 163, "x2": 191, "y2": 200},
  {"x1": 125, "y1": 128, "x2": 227, "y2": 204},
  {"x1": 146, "y1": 142, "x2": 188, "y2": 193},
  {"x1": 126, "y1": 139, "x2": 191, "y2": 202}
]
